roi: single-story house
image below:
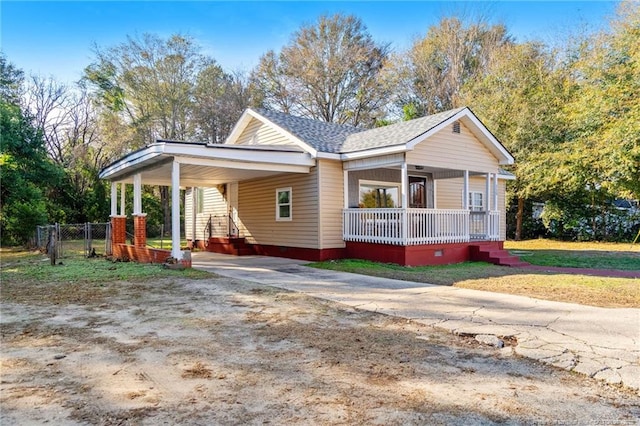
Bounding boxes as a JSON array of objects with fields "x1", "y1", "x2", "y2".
[{"x1": 99, "y1": 106, "x2": 524, "y2": 267}]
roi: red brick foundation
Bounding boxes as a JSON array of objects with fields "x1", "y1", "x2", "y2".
[{"x1": 249, "y1": 244, "x2": 346, "y2": 262}]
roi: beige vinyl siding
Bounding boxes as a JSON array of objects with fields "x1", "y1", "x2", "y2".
[
  {"x1": 435, "y1": 176, "x2": 494, "y2": 210},
  {"x1": 238, "y1": 170, "x2": 319, "y2": 249},
  {"x1": 435, "y1": 178, "x2": 463, "y2": 209},
  {"x1": 318, "y1": 159, "x2": 346, "y2": 249},
  {"x1": 234, "y1": 117, "x2": 293, "y2": 146},
  {"x1": 185, "y1": 187, "x2": 227, "y2": 241},
  {"x1": 407, "y1": 122, "x2": 498, "y2": 173}
]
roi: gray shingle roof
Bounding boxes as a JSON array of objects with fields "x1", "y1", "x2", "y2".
[
  {"x1": 254, "y1": 108, "x2": 361, "y2": 154},
  {"x1": 253, "y1": 107, "x2": 467, "y2": 154},
  {"x1": 340, "y1": 108, "x2": 466, "y2": 153}
]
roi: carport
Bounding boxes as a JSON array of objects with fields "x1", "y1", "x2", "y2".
[{"x1": 99, "y1": 140, "x2": 315, "y2": 262}]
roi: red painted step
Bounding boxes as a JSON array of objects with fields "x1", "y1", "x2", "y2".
[
  {"x1": 206, "y1": 237, "x2": 255, "y2": 256},
  {"x1": 469, "y1": 243, "x2": 529, "y2": 267}
]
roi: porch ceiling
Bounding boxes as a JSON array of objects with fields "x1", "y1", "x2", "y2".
[{"x1": 99, "y1": 141, "x2": 316, "y2": 187}]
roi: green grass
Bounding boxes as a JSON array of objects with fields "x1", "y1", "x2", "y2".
[
  {"x1": 309, "y1": 259, "x2": 506, "y2": 286},
  {"x1": 308, "y1": 253, "x2": 639, "y2": 308},
  {"x1": 505, "y1": 239, "x2": 640, "y2": 270},
  {"x1": 0, "y1": 248, "x2": 210, "y2": 286}
]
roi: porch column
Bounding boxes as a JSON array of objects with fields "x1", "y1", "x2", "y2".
[
  {"x1": 343, "y1": 170, "x2": 349, "y2": 209},
  {"x1": 485, "y1": 173, "x2": 491, "y2": 212},
  {"x1": 120, "y1": 183, "x2": 126, "y2": 216},
  {"x1": 171, "y1": 161, "x2": 182, "y2": 260},
  {"x1": 401, "y1": 160, "x2": 408, "y2": 244},
  {"x1": 110, "y1": 182, "x2": 127, "y2": 258},
  {"x1": 133, "y1": 173, "x2": 142, "y2": 215},
  {"x1": 131, "y1": 173, "x2": 147, "y2": 247},
  {"x1": 110, "y1": 182, "x2": 118, "y2": 216},
  {"x1": 493, "y1": 173, "x2": 499, "y2": 211},
  {"x1": 400, "y1": 161, "x2": 408, "y2": 208},
  {"x1": 463, "y1": 170, "x2": 469, "y2": 209}
]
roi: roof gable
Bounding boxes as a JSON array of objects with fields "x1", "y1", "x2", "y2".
[
  {"x1": 225, "y1": 108, "x2": 360, "y2": 156},
  {"x1": 225, "y1": 107, "x2": 514, "y2": 165}
]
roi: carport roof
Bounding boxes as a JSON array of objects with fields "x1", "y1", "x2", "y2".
[{"x1": 98, "y1": 140, "x2": 316, "y2": 187}]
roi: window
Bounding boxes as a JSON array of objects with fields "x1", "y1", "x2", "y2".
[
  {"x1": 359, "y1": 181, "x2": 400, "y2": 208},
  {"x1": 468, "y1": 191, "x2": 484, "y2": 211},
  {"x1": 276, "y1": 187, "x2": 292, "y2": 221},
  {"x1": 196, "y1": 188, "x2": 205, "y2": 214}
]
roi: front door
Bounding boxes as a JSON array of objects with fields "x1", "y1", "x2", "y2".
[{"x1": 409, "y1": 175, "x2": 434, "y2": 208}]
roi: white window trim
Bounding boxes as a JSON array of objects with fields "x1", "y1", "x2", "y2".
[
  {"x1": 358, "y1": 179, "x2": 402, "y2": 208},
  {"x1": 276, "y1": 187, "x2": 292, "y2": 221},
  {"x1": 469, "y1": 191, "x2": 484, "y2": 212}
]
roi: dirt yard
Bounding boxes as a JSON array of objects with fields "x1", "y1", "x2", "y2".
[{"x1": 1, "y1": 274, "x2": 639, "y2": 425}]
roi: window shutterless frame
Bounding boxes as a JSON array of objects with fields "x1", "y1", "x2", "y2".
[{"x1": 276, "y1": 187, "x2": 292, "y2": 221}]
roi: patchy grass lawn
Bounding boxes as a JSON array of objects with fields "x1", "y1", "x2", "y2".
[
  {"x1": 0, "y1": 248, "x2": 211, "y2": 302},
  {"x1": 505, "y1": 239, "x2": 640, "y2": 270},
  {"x1": 309, "y1": 257, "x2": 639, "y2": 308}
]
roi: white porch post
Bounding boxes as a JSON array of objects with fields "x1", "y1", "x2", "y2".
[
  {"x1": 133, "y1": 173, "x2": 142, "y2": 215},
  {"x1": 493, "y1": 173, "x2": 499, "y2": 211},
  {"x1": 110, "y1": 182, "x2": 118, "y2": 216},
  {"x1": 120, "y1": 183, "x2": 126, "y2": 216},
  {"x1": 463, "y1": 170, "x2": 469, "y2": 209},
  {"x1": 171, "y1": 161, "x2": 182, "y2": 260},
  {"x1": 343, "y1": 169, "x2": 349, "y2": 209},
  {"x1": 485, "y1": 174, "x2": 491, "y2": 212},
  {"x1": 401, "y1": 160, "x2": 408, "y2": 244}
]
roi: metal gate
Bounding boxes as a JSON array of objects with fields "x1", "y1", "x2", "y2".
[{"x1": 36, "y1": 222, "x2": 112, "y2": 259}]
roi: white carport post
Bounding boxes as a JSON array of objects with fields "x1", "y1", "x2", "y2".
[
  {"x1": 110, "y1": 182, "x2": 118, "y2": 216},
  {"x1": 171, "y1": 161, "x2": 182, "y2": 260},
  {"x1": 133, "y1": 173, "x2": 142, "y2": 215},
  {"x1": 120, "y1": 183, "x2": 126, "y2": 216}
]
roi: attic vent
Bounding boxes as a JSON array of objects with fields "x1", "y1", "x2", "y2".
[{"x1": 452, "y1": 121, "x2": 461, "y2": 134}]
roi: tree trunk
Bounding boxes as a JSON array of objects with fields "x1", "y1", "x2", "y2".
[
  {"x1": 160, "y1": 186, "x2": 171, "y2": 237},
  {"x1": 515, "y1": 197, "x2": 524, "y2": 241}
]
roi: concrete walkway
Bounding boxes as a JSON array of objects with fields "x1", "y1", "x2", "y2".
[{"x1": 192, "y1": 252, "x2": 640, "y2": 393}]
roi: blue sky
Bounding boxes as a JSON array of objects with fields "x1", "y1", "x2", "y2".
[{"x1": 1, "y1": 1, "x2": 619, "y2": 85}]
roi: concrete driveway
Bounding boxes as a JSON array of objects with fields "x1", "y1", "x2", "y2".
[{"x1": 192, "y1": 252, "x2": 640, "y2": 393}]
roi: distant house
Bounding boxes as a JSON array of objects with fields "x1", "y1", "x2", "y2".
[{"x1": 100, "y1": 106, "x2": 521, "y2": 266}]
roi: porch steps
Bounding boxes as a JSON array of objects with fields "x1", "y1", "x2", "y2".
[
  {"x1": 469, "y1": 244, "x2": 529, "y2": 267},
  {"x1": 207, "y1": 237, "x2": 255, "y2": 256}
]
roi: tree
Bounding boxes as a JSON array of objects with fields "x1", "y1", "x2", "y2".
[
  {"x1": 194, "y1": 68, "x2": 252, "y2": 144},
  {"x1": 460, "y1": 41, "x2": 570, "y2": 239},
  {"x1": 0, "y1": 56, "x2": 62, "y2": 244},
  {"x1": 394, "y1": 16, "x2": 512, "y2": 116},
  {"x1": 561, "y1": 1, "x2": 640, "y2": 201},
  {"x1": 251, "y1": 14, "x2": 391, "y2": 127},
  {"x1": 83, "y1": 34, "x2": 220, "y2": 233}
]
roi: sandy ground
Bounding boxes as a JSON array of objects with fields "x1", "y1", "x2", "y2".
[{"x1": 1, "y1": 274, "x2": 639, "y2": 425}]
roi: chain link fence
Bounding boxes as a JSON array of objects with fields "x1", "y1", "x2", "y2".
[{"x1": 36, "y1": 223, "x2": 111, "y2": 260}]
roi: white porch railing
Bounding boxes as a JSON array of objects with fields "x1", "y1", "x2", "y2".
[{"x1": 343, "y1": 208, "x2": 500, "y2": 245}]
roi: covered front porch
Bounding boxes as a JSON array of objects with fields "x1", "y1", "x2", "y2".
[{"x1": 340, "y1": 149, "x2": 509, "y2": 248}]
